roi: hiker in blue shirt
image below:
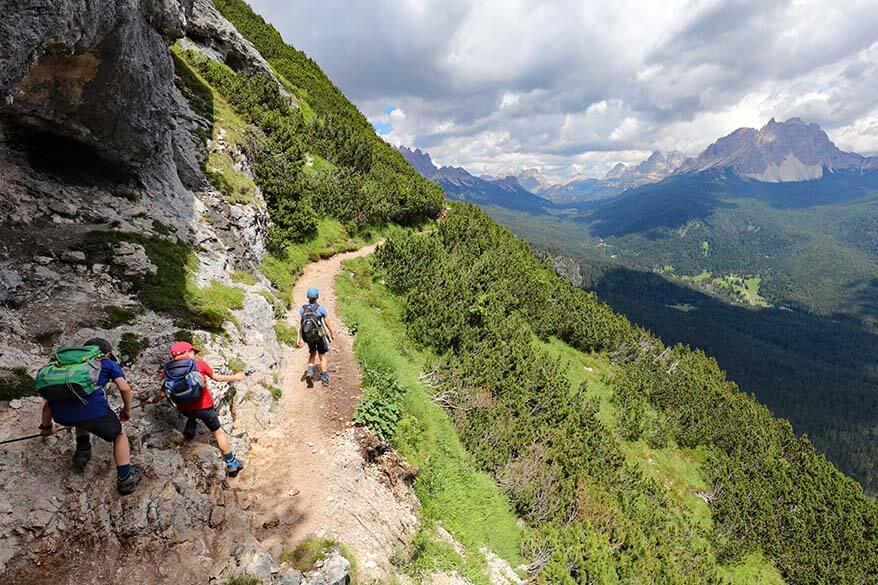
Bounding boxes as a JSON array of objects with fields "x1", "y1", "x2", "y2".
[
  {"x1": 39, "y1": 337, "x2": 142, "y2": 495},
  {"x1": 296, "y1": 287, "x2": 335, "y2": 387}
]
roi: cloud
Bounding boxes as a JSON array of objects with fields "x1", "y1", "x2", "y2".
[{"x1": 248, "y1": 0, "x2": 878, "y2": 179}]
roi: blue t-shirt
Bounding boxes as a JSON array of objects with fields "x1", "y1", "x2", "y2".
[
  {"x1": 299, "y1": 303, "x2": 328, "y2": 322},
  {"x1": 48, "y1": 359, "x2": 125, "y2": 425}
]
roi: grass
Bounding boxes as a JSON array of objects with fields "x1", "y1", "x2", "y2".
[
  {"x1": 226, "y1": 356, "x2": 246, "y2": 373},
  {"x1": 274, "y1": 321, "x2": 298, "y2": 346},
  {"x1": 224, "y1": 576, "x2": 262, "y2": 585},
  {"x1": 261, "y1": 219, "x2": 399, "y2": 306},
  {"x1": 280, "y1": 538, "x2": 356, "y2": 579},
  {"x1": 103, "y1": 306, "x2": 143, "y2": 329},
  {"x1": 33, "y1": 328, "x2": 63, "y2": 346},
  {"x1": 0, "y1": 368, "x2": 36, "y2": 401},
  {"x1": 336, "y1": 256, "x2": 523, "y2": 582},
  {"x1": 119, "y1": 333, "x2": 149, "y2": 366},
  {"x1": 231, "y1": 270, "x2": 258, "y2": 286},
  {"x1": 112, "y1": 190, "x2": 141, "y2": 203},
  {"x1": 81, "y1": 231, "x2": 243, "y2": 332},
  {"x1": 172, "y1": 45, "x2": 260, "y2": 205},
  {"x1": 260, "y1": 380, "x2": 282, "y2": 400},
  {"x1": 151, "y1": 219, "x2": 175, "y2": 236},
  {"x1": 539, "y1": 337, "x2": 617, "y2": 429},
  {"x1": 718, "y1": 551, "x2": 786, "y2": 584}
]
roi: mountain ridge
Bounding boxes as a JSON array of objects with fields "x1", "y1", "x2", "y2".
[{"x1": 395, "y1": 145, "x2": 555, "y2": 212}]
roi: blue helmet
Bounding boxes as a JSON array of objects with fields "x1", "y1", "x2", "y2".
[{"x1": 307, "y1": 287, "x2": 319, "y2": 299}]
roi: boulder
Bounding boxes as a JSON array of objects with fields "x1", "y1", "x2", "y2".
[
  {"x1": 218, "y1": 543, "x2": 274, "y2": 582},
  {"x1": 0, "y1": 267, "x2": 24, "y2": 303},
  {"x1": 111, "y1": 241, "x2": 158, "y2": 277},
  {"x1": 303, "y1": 550, "x2": 351, "y2": 585}
]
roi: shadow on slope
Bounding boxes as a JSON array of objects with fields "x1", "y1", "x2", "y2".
[
  {"x1": 583, "y1": 169, "x2": 878, "y2": 238},
  {"x1": 585, "y1": 262, "x2": 878, "y2": 493}
]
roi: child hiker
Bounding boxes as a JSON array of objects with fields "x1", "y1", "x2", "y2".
[
  {"x1": 37, "y1": 337, "x2": 142, "y2": 495},
  {"x1": 296, "y1": 287, "x2": 335, "y2": 387},
  {"x1": 145, "y1": 341, "x2": 246, "y2": 477}
]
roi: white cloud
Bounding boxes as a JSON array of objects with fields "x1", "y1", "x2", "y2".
[{"x1": 249, "y1": 0, "x2": 878, "y2": 178}]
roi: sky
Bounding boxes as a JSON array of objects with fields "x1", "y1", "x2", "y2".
[{"x1": 250, "y1": 0, "x2": 878, "y2": 181}]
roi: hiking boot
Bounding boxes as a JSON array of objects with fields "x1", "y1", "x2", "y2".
[
  {"x1": 305, "y1": 368, "x2": 314, "y2": 388},
  {"x1": 72, "y1": 447, "x2": 92, "y2": 471},
  {"x1": 320, "y1": 372, "x2": 330, "y2": 387},
  {"x1": 116, "y1": 465, "x2": 143, "y2": 496},
  {"x1": 183, "y1": 417, "x2": 198, "y2": 440},
  {"x1": 225, "y1": 456, "x2": 245, "y2": 478}
]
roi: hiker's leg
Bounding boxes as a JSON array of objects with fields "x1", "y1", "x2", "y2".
[
  {"x1": 319, "y1": 352, "x2": 329, "y2": 372},
  {"x1": 199, "y1": 408, "x2": 230, "y2": 454},
  {"x1": 75, "y1": 427, "x2": 91, "y2": 448},
  {"x1": 308, "y1": 351, "x2": 318, "y2": 365},
  {"x1": 72, "y1": 427, "x2": 93, "y2": 470},
  {"x1": 213, "y1": 428, "x2": 232, "y2": 455},
  {"x1": 112, "y1": 430, "x2": 131, "y2": 466}
]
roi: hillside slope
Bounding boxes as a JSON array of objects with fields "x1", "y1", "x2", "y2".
[{"x1": 363, "y1": 204, "x2": 878, "y2": 584}]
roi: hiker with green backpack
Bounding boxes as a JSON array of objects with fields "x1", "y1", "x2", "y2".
[
  {"x1": 36, "y1": 338, "x2": 142, "y2": 495},
  {"x1": 296, "y1": 287, "x2": 335, "y2": 387}
]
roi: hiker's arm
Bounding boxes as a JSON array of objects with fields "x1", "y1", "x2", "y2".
[
  {"x1": 212, "y1": 371, "x2": 246, "y2": 383},
  {"x1": 144, "y1": 390, "x2": 166, "y2": 405},
  {"x1": 39, "y1": 402, "x2": 57, "y2": 436},
  {"x1": 324, "y1": 317, "x2": 335, "y2": 341},
  {"x1": 296, "y1": 318, "x2": 304, "y2": 348},
  {"x1": 114, "y1": 377, "x2": 133, "y2": 422}
]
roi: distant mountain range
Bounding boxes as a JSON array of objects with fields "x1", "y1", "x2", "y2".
[
  {"x1": 395, "y1": 146, "x2": 555, "y2": 212},
  {"x1": 399, "y1": 118, "x2": 878, "y2": 213}
]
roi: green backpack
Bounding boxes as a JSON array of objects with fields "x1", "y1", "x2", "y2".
[{"x1": 35, "y1": 346, "x2": 105, "y2": 403}]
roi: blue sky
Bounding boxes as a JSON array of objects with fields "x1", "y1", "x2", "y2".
[
  {"x1": 372, "y1": 104, "x2": 397, "y2": 136},
  {"x1": 250, "y1": 0, "x2": 878, "y2": 180}
]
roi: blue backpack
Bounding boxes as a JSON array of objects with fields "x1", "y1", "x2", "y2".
[{"x1": 162, "y1": 358, "x2": 205, "y2": 404}]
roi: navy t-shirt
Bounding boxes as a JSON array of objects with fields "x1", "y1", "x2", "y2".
[{"x1": 48, "y1": 359, "x2": 125, "y2": 425}]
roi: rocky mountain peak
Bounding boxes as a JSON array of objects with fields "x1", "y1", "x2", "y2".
[
  {"x1": 679, "y1": 117, "x2": 877, "y2": 182},
  {"x1": 396, "y1": 145, "x2": 438, "y2": 178},
  {"x1": 514, "y1": 167, "x2": 551, "y2": 193},
  {"x1": 603, "y1": 162, "x2": 628, "y2": 180}
]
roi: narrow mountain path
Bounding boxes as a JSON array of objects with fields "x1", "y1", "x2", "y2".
[{"x1": 236, "y1": 244, "x2": 418, "y2": 579}]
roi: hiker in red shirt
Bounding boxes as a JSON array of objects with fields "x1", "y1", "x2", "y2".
[{"x1": 145, "y1": 341, "x2": 246, "y2": 477}]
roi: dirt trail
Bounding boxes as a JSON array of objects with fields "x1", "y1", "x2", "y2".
[{"x1": 236, "y1": 244, "x2": 418, "y2": 579}]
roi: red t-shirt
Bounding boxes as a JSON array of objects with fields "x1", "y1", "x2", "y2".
[{"x1": 165, "y1": 359, "x2": 215, "y2": 413}]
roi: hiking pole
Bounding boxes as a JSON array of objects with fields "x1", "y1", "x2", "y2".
[
  {"x1": 1, "y1": 402, "x2": 151, "y2": 446},
  {"x1": 0, "y1": 426, "x2": 73, "y2": 446}
]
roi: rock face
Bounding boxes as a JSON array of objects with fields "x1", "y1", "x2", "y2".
[
  {"x1": 186, "y1": 0, "x2": 282, "y2": 84},
  {"x1": 550, "y1": 256, "x2": 583, "y2": 288},
  {"x1": 677, "y1": 117, "x2": 878, "y2": 182},
  {"x1": 395, "y1": 146, "x2": 439, "y2": 178},
  {"x1": 0, "y1": 0, "x2": 196, "y2": 188}
]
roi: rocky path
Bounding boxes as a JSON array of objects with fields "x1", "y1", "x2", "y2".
[{"x1": 236, "y1": 244, "x2": 418, "y2": 580}]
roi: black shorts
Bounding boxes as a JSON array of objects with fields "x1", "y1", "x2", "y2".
[
  {"x1": 307, "y1": 336, "x2": 330, "y2": 355},
  {"x1": 76, "y1": 408, "x2": 122, "y2": 442},
  {"x1": 184, "y1": 407, "x2": 222, "y2": 432}
]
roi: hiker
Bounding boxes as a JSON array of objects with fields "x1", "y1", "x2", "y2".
[
  {"x1": 144, "y1": 341, "x2": 246, "y2": 477},
  {"x1": 296, "y1": 287, "x2": 335, "y2": 387},
  {"x1": 36, "y1": 338, "x2": 142, "y2": 495}
]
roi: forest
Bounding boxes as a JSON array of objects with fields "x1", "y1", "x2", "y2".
[
  {"x1": 371, "y1": 204, "x2": 878, "y2": 583},
  {"x1": 489, "y1": 197, "x2": 878, "y2": 494}
]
